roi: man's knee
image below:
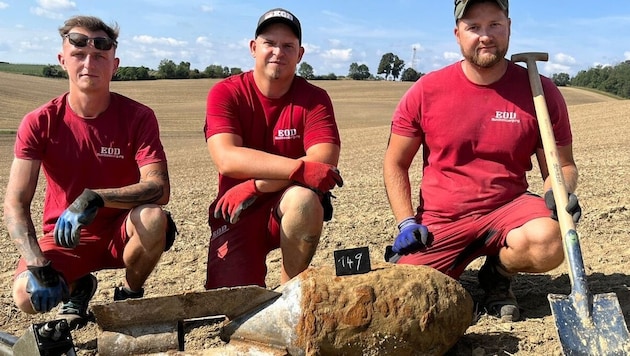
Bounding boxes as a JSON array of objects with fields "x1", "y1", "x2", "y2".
[
  {"x1": 127, "y1": 205, "x2": 168, "y2": 249},
  {"x1": 537, "y1": 236, "x2": 564, "y2": 271},
  {"x1": 506, "y1": 218, "x2": 564, "y2": 272},
  {"x1": 13, "y1": 275, "x2": 37, "y2": 314},
  {"x1": 534, "y1": 222, "x2": 564, "y2": 266},
  {"x1": 130, "y1": 205, "x2": 167, "y2": 230},
  {"x1": 282, "y1": 186, "x2": 322, "y2": 211}
]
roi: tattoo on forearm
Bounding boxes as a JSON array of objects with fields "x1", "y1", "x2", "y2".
[
  {"x1": 145, "y1": 169, "x2": 170, "y2": 182},
  {"x1": 99, "y1": 169, "x2": 167, "y2": 205},
  {"x1": 101, "y1": 181, "x2": 164, "y2": 204},
  {"x1": 5, "y1": 212, "x2": 42, "y2": 264}
]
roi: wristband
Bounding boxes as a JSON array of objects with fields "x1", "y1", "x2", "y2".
[{"x1": 397, "y1": 217, "x2": 417, "y2": 231}]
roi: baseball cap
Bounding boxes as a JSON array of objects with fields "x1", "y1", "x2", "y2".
[
  {"x1": 255, "y1": 8, "x2": 302, "y2": 44},
  {"x1": 454, "y1": 0, "x2": 509, "y2": 20}
]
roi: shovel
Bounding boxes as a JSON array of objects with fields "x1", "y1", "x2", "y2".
[{"x1": 512, "y1": 52, "x2": 630, "y2": 355}]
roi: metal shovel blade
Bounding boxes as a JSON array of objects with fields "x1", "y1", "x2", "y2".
[
  {"x1": 547, "y1": 230, "x2": 630, "y2": 356},
  {"x1": 549, "y1": 292, "x2": 630, "y2": 355}
]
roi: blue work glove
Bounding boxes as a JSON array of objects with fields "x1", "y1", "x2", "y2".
[
  {"x1": 214, "y1": 179, "x2": 262, "y2": 224},
  {"x1": 54, "y1": 189, "x2": 104, "y2": 248},
  {"x1": 392, "y1": 217, "x2": 432, "y2": 255},
  {"x1": 25, "y1": 262, "x2": 69, "y2": 312},
  {"x1": 544, "y1": 190, "x2": 582, "y2": 223}
]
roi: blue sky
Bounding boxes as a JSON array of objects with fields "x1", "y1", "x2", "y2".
[{"x1": 0, "y1": 0, "x2": 629, "y2": 77}]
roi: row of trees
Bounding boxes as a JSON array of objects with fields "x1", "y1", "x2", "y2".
[
  {"x1": 563, "y1": 60, "x2": 630, "y2": 98},
  {"x1": 40, "y1": 55, "x2": 630, "y2": 98},
  {"x1": 41, "y1": 52, "x2": 423, "y2": 82}
]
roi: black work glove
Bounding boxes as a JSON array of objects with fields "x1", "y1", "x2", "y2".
[
  {"x1": 54, "y1": 189, "x2": 104, "y2": 248},
  {"x1": 544, "y1": 190, "x2": 582, "y2": 224},
  {"x1": 391, "y1": 217, "x2": 432, "y2": 255},
  {"x1": 25, "y1": 262, "x2": 69, "y2": 312},
  {"x1": 164, "y1": 210, "x2": 178, "y2": 251},
  {"x1": 321, "y1": 191, "x2": 335, "y2": 222}
]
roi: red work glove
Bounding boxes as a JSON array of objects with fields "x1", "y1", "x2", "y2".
[
  {"x1": 214, "y1": 179, "x2": 262, "y2": 224},
  {"x1": 288, "y1": 161, "x2": 343, "y2": 193}
]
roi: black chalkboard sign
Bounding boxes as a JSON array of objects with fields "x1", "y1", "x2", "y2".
[{"x1": 334, "y1": 246, "x2": 371, "y2": 276}]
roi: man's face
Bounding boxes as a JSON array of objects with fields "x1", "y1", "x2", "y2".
[
  {"x1": 250, "y1": 22, "x2": 304, "y2": 81},
  {"x1": 455, "y1": 2, "x2": 511, "y2": 68},
  {"x1": 58, "y1": 27, "x2": 119, "y2": 92}
]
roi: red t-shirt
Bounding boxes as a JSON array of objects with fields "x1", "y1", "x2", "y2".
[
  {"x1": 14, "y1": 92, "x2": 167, "y2": 233},
  {"x1": 204, "y1": 71, "x2": 341, "y2": 199},
  {"x1": 391, "y1": 61, "x2": 572, "y2": 222}
]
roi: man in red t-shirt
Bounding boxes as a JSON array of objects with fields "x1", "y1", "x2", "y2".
[
  {"x1": 4, "y1": 15, "x2": 176, "y2": 329},
  {"x1": 383, "y1": 0, "x2": 581, "y2": 322},
  {"x1": 204, "y1": 8, "x2": 342, "y2": 289}
]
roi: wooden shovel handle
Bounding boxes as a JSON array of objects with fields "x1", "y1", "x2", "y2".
[
  {"x1": 512, "y1": 52, "x2": 575, "y2": 234},
  {"x1": 512, "y1": 53, "x2": 591, "y2": 297}
]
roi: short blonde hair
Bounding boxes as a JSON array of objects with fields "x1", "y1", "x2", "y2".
[{"x1": 58, "y1": 15, "x2": 119, "y2": 41}]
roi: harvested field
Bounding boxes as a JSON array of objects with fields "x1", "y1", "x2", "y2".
[{"x1": 0, "y1": 71, "x2": 628, "y2": 355}]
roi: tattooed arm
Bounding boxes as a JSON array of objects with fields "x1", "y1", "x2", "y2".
[
  {"x1": 3, "y1": 158, "x2": 48, "y2": 267},
  {"x1": 94, "y1": 161, "x2": 171, "y2": 209}
]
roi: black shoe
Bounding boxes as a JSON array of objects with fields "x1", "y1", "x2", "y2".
[
  {"x1": 478, "y1": 256, "x2": 520, "y2": 322},
  {"x1": 114, "y1": 286, "x2": 144, "y2": 301},
  {"x1": 57, "y1": 274, "x2": 98, "y2": 329}
]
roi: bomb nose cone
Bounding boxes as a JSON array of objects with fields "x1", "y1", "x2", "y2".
[{"x1": 221, "y1": 278, "x2": 303, "y2": 354}]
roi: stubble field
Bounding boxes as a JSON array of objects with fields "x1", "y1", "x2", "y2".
[{"x1": 0, "y1": 71, "x2": 628, "y2": 355}]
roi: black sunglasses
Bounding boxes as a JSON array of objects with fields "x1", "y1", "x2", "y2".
[{"x1": 63, "y1": 33, "x2": 117, "y2": 51}]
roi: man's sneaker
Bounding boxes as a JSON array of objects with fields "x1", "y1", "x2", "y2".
[
  {"x1": 478, "y1": 256, "x2": 520, "y2": 322},
  {"x1": 57, "y1": 274, "x2": 98, "y2": 329},
  {"x1": 113, "y1": 286, "x2": 144, "y2": 301}
]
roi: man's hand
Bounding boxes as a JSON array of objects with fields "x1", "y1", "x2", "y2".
[
  {"x1": 289, "y1": 161, "x2": 343, "y2": 193},
  {"x1": 214, "y1": 179, "x2": 262, "y2": 224},
  {"x1": 54, "y1": 189, "x2": 104, "y2": 248},
  {"x1": 392, "y1": 217, "x2": 432, "y2": 255},
  {"x1": 544, "y1": 190, "x2": 582, "y2": 223},
  {"x1": 25, "y1": 262, "x2": 69, "y2": 312}
]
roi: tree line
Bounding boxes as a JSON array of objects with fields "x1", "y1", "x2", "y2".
[
  {"x1": 39, "y1": 54, "x2": 630, "y2": 98},
  {"x1": 40, "y1": 52, "x2": 422, "y2": 82},
  {"x1": 553, "y1": 60, "x2": 630, "y2": 98}
]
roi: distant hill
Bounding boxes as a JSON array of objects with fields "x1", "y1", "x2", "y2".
[
  {"x1": 558, "y1": 86, "x2": 621, "y2": 106},
  {"x1": 0, "y1": 71, "x2": 622, "y2": 134},
  {"x1": 0, "y1": 72, "x2": 67, "y2": 133},
  {"x1": 0, "y1": 63, "x2": 48, "y2": 76}
]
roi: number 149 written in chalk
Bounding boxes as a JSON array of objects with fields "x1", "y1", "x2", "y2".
[{"x1": 334, "y1": 247, "x2": 371, "y2": 276}]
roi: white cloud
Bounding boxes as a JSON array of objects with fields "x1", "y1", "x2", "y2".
[
  {"x1": 37, "y1": 0, "x2": 76, "y2": 10},
  {"x1": 30, "y1": 0, "x2": 76, "y2": 19},
  {"x1": 443, "y1": 51, "x2": 461, "y2": 61},
  {"x1": 196, "y1": 36, "x2": 213, "y2": 48},
  {"x1": 0, "y1": 2, "x2": 9, "y2": 10},
  {"x1": 133, "y1": 35, "x2": 187, "y2": 47},
  {"x1": 554, "y1": 53, "x2": 576, "y2": 65},
  {"x1": 226, "y1": 38, "x2": 249, "y2": 50},
  {"x1": 592, "y1": 61, "x2": 612, "y2": 68},
  {"x1": 29, "y1": 7, "x2": 62, "y2": 19},
  {"x1": 624, "y1": 52, "x2": 630, "y2": 60},
  {"x1": 322, "y1": 48, "x2": 352, "y2": 61},
  {"x1": 201, "y1": 5, "x2": 213, "y2": 13},
  {"x1": 411, "y1": 43, "x2": 424, "y2": 52},
  {"x1": 302, "y1": 43, "x2": 320, "y2": 55},
  {"x1": 328, "y1": 39, "x2": 342, "y2": 47},
  {"x1": 544, "y1": 62, "x2": 570, "y2": 75}
]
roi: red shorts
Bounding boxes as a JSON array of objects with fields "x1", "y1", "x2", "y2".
[
  {"x1": 15, "y1": 213, "x2": 130, "y2": 284},
  {"x1": 396, "y1": 193, "x2": 550, "y2": 279},
  {"x1": 205, "y1": 194, "x2": 282, "y2": 289}
]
